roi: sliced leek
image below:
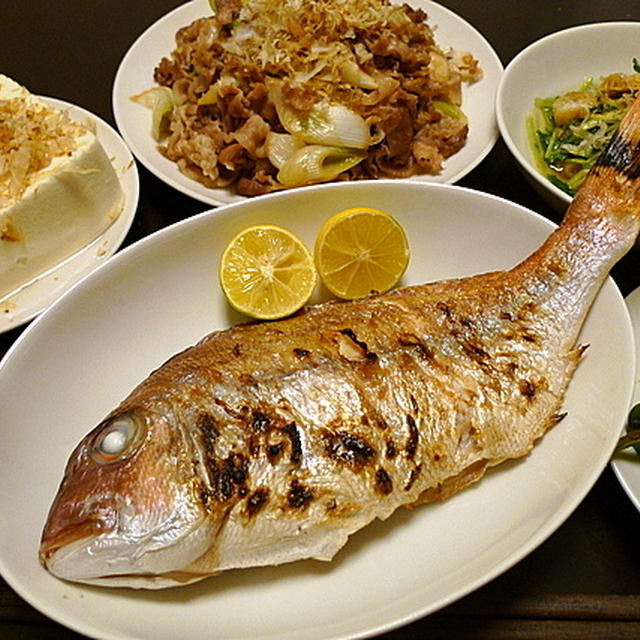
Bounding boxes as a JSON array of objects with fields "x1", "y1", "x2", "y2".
[
  {"x1": 432, "y1": 99, "x2": 465, "y2": 120},
  {"x1": 131, "y1": 87, "x2": 174, "y2": 141},
  {"x1": 197, "y1": 86, "x2": 218, "y2": 106},
  {"x1": 305, "y1": 103, "x2": 372, "y2": 148},
  {"x1": 268, "y1": 79, "x2": 372, "y2": 149},
  {"x1": 265, "y1": 132, "x2": 306, "y2": 169},
  {"x1": 151, "y1": 88, "x2": 174, "y2": 141},
  {"x1": 197, "y1": 75, "x2": 238, "y2": 106},
  {"x1": 277, "y1": 145, "x2": 367, "y2": 187},
  {"x1": 339, "y1": 59, "x2": 378, "y2": 90}
]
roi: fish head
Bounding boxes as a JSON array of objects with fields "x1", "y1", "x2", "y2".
[{"x1": 40, "y1": 406, "x2": 215, "y2": 588}]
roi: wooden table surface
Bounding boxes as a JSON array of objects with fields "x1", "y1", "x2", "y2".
[{"x1": 1, "y1": 1, "x2": 640, "y2": 638}]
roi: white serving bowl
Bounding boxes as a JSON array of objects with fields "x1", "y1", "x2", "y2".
[{"x1": 497, "y1": 22, "x2": 640, "y2": 213}]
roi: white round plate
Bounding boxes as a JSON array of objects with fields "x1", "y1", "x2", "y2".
[
  {"x1": 112, "y1": 0, "x2": 502, "y2": 206},
  {"x1": 0, "y1": 97, "x2": 139, "y2": 332},
  {"x1": 0, "y1": 181, "x2": 632, "y2": 640},
  {"x1": 611, "y1": 286, "x2": 640, "y2": 512}
]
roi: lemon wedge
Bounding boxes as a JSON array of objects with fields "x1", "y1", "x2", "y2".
[
  {"x1": 314, "y1": 207, "x2": 409, "y2": 299},
  {"x1": 219, "y1": 225, "x2": 317, "y2": 319}
]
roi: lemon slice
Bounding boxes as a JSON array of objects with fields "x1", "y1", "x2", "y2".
[
  {"x1": 219, "y1": 225, "x2": 317, "y2": 319},
  {"x1": 314, "y1": 207, "x2": 410, "y2": 299}
]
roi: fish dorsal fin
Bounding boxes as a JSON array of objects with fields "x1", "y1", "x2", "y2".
[{"x1": 508, "y1": 94, "x2": 640, "y2": 341}]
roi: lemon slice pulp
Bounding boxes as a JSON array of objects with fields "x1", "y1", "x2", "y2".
[
  {"x1": 219, "y1": 225, "x2": 317, "y2": 320},
  {"x1": 314, "y1": 207, "x2": 409, "y2": 299}
]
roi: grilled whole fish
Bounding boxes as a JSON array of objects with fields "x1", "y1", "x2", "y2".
[{"x1": 40, "y1": 96, "x2": 640, "y2": 589}]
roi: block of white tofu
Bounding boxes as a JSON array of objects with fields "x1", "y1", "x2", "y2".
[{"x1": 0, "y1": 75, "x2": 123, "y2": 299}]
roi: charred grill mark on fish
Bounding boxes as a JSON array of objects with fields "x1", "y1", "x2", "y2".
[
  {"x1": 198, "y1": 485, "x2": 214, "y2": 510},
  {"x1": 405, "y1": 415, "x2": 419, "y2": 459},
  {"x1": 246, "y1": 410, "x2": 305, "y2": 465},
  {"x1": 196, "y1": 413, "x2": 220, "y2": 462},
  {"x1": 324, "y1": 431, "x2": 375, "y2": 469},
  {"x1": 375, "y1": 468, "x2": 393, "y2": 496},
  {"x1": 251, "y1": 410, "x2": 270, "y2": 433},
  {"x1": 196, "y1": 412, "x2": 221, "y2": 504},
  {"x1": 518, "y1": 379, "x2": 537, "y2": 399},
  {"x1": 459, "y1": 338, "x2": 490, "y2": 366},
  {"x1": 398, "y1": 333, "x2": 434, "y2": 360},
  {"x1": 267, "y1": 442, "x2": 284, "y2": 463},
  {"x1": 282, "y1": 422, "x2": 303, "y2": 464},
  {"x1": 337, "y1": 328, "x2": 378, "y2": 362},
  {"x1": 435, "y1": 300, "x2": 454, "y2": 321},
  {"x1": 404, "y1": 464, "x2": 422, "y2": 491},
  {"x1": 203, "y1": 453, "x2": 249, "y2": 504},
  {"x1": 385, "y1": 439, "x2": 398, "y2": 459},
  {"x1": 245, "y1": 488, "x2": 269, "y2": 519},
  {"x1": 226, "y1": 453, "x2": 248, "y2": 485},
  {"x1": 197, "y1": 412, "x2": 219, "y2": 449},
  {"x1": 595, "y1": 129, "x2": 640, "y2": 179},
  {"x1": 196, "y1": 409, "x2": 251, "y2": 508},
  {"x1": 287, "y1": 479, "x2": 314, "y2": 510}
]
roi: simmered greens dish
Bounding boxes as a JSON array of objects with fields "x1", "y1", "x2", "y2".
[{"x1": 528, "y1": 59, "x2": 640, "y2": 196}]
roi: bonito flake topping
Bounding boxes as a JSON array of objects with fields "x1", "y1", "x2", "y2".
[
  {"x1": 0, "y1": 91, "x2": 85, "y2": 208},
  {"x1": 148, "y1": 0, "x2": 482, "y2": 196}
]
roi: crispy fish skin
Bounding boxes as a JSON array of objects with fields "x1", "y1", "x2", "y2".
[{"x1": 40, "y1": 97, "x2": 640, "y2": 588}]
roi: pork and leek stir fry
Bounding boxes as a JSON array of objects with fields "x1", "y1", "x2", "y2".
[
  {"x1": 528, "y1": 59, "x2": 640, "y2": 196},
  {"x1": 138, "y1": 0, "x2": 482, "y2": 196}
]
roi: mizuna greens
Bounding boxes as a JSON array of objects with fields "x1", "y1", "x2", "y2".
[{"x1": 528, "y1": 59, "x2": 640, "y2": 197}]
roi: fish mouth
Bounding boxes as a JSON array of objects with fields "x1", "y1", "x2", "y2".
[
  {"x1": 39, "y1": 512, "x2": 115, "y2": 570},
  {"x1": 40, "y1": 511, "x2": 217, "y2": 586}
]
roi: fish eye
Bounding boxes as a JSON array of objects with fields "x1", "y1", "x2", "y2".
[{"x1": 91, "y1": 414, "x2": 141, "y2": 464}]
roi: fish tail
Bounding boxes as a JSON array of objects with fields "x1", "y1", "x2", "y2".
[
  {"x1": 565, "y1": 93, "x2": 640, "y2": 241},
  {"x1": 513, "y1": 94, "x2": 640, "y2": 324}
]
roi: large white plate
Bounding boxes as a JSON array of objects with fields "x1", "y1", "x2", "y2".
[
  {"x1": 0, "y1": 181, "x2": 632, "y2": 640},
  {"x1": 611, "y1": 287, "x2": 640, "y2": 512},
  {"x1": 112, "y1": 0, "x2": 502, "y2": 206},
  {"x1": 0, "y1": 97, "x2": 139, "y2": 333}
]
